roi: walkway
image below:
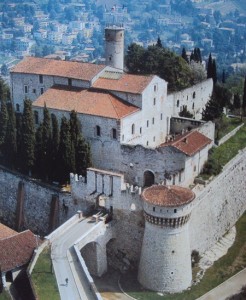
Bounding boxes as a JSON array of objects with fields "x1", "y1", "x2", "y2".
[
  {"x1": 51, "y1": 217, "x2": 100, "y2": 300},
  {"x1": 197, "y1": 268, "x2": 246, "y2": 300}
]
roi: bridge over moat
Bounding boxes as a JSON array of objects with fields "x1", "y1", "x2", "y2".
[{"x1": 47, "y1": 211, "x2": 115, "y2": 300}]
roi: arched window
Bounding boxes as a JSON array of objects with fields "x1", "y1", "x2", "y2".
[
  {"x1": 96, "y1": 125, "x2": 101, "y2": 136},
  {"x1": 131, "y1": 124, "x2": 135, "y2": 134},
  {"x1": 112, "y1": 128, "x2": 117, "y2": 139},
  {"x1": 144, "y1": 170, "x2": 155, "y2": 187}
]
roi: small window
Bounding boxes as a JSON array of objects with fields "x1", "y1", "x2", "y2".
[
  {"x1": 140, "y1": 127, "x2": 142, "y2": 134},
  {"x1": 68, "y1": 78, "x2": 72, "y2": 86},
  {"x1": 146, "y1": 141, "x2": 149, "y2": 146},
  {"x1": 131, "y1": 124, "x2": 135, "y2": 134},
  {"x1": 122, "y1": 134, "x2": 124, "y2": 141},
  {"x1": 34, "y1": 111, "x2": 39, "y2": 125},
  {"x1": 40, "y1": 87, "x2": 44, "y2": 95},
  {"x1": 153, "y1": 98, "x2": 156, "y2": 105},
  {"x1": 147, "y1": 120, "x2": 149, "y2": 127},
  {"x1": 39, "y1": 75, "x2": 43, "y2": 84},
  {"x1": 174, "y1": 209, "x2": 177, "y2": 213},
  {"x1": 177, "y1": 100, "x2": 179, "y2": 107},
  {"x1": 154, "y1": 85, "x2": 157, "y2": 92},
  {"x1": 193, "y1": 92, "x2": 196, "y2": 99},
  {"x1": 153, "y1": 207, "x2": 155, "y2": 212},
  {"x1": 96, "y1": 125, "x2": 101, "y2": 136},
  {"x1": 160, "y1": 113, "x2": 163, "y2": 120},
  {"x1": 24, "y1": 85, "x2": 28, "y2": 94},
  {"x1": 193, "y1": 165, "x2": 196, "y2": 172},
  {"x1": 33, "y1": 89, "x2": 36, "y2": 94},
  {"x1": 192, "y1": 102, "x2": 195, "y2": 110},
  {"x1": 153, "y1": 136, "x2": 155, "y2": 142},
  {"x1": 109, "y1": 56, "x2": 112, "y2": 61},
  {"x1": 16, "y1": 104, "x2": 20, "y2": 112},
  {"x1": 112, "y1": 128, "x2": 117, "y2": 139},
  {"x1": 152, "y1": 117, "x2": 154, "y2": 124}
]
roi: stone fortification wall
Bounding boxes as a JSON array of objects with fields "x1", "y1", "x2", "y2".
[
  {"x1": 216, "y1": 123, "x2": 244, "y2": 146},
  {"x1": 189, "y1": 149, "x2": 246, "y2": 254},
  {"x1": 0, "y1": 167, "x2": 81, "y2": 235}
]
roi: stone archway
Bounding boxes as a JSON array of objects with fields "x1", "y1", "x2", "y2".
[{"x1": 144, "y1": 170, "x2": 155, "y2": 187}]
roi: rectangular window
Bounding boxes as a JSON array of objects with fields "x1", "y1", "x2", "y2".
[
  {"x1": 39, "y1": 75, "x2": 43, "y2": 84},
  {"x1": 153, "y1": 98, "x2": 156, "y2": 105},
  {"x1": 33, "y1": 89, "x2": 36, "y2": 94},
  {"x1": 40, "y1": 87, "x2": 44, "y2": 95},
  {"x1": 140, "y1": 127, "x2": 142, "y2": 134},
  {"x1": 152, "y1": 117, "x2": 154, "y2": 124},
  {"x1": 24, "y1": 85, "x2": 28, "y2": 94},
  {"x1": 160, "y1": 113, "x2": 163, "y2": 120},
  {"x1": 147, "y1": 120, "x2": 149, "y2": 127}
]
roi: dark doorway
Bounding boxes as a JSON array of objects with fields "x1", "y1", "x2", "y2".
[
  {"x1": 6, "y1": 271, "x2": 13, "y2": 282},
  {"x1": 144, "y1": 171, "x2": 155, "y2": 187}
]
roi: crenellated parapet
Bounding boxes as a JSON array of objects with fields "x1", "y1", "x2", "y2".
[{"x1": 144, "y1": 211, "x2": 191, "y2": 228}]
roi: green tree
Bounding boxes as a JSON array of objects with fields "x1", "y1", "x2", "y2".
[
  {"x1": 58, "y1": 116, "x2": 75, "y2": 183},
  {"x1": 212, "y1": 59, "x2": 217, "y2": 84},
  {"x1": 3, "y1": 102, "x2": 16, "y2": 168},
  {"x1": 202, "y1": 95, "x2": 223, "y2": 121},
  {"x1": 156, "y1": 36, "x2": 162, "y2": 48},
  {"x1": 1, "y1": 63, "x2": 8, "y2": 76},
  {"x1": 125, "y1": 43, "x2": 145, "y2": 73},
  {"x1": 42, "y1": 105, "x2": 52, "y2": 179},
  {"x1": 207, "y1": 53, "x2": 213, "y2": 80},
  {"x1": 21, "y1": 99, "x2": 35, "y2": 175},
  {"x1": 50, "y1": 113, "x2": 60, "y2": 181},
  {"x1": 222, "y1": 69, "x2": 226, "y2": 84},
  {"x1": 34, "y1": 123, "x2": 43, "y2": 177},
  {"x1": 0, "y1": 99, "x2": 8, "y2": 152},
  {"x1": 181, "y1": 47, "x2": 189, "y2": 63},
  {"x1": 243, "y1": 76, "x2": 246, "y2": 116},
  {"x1": 233, "y1": 93, "x2": 241, "y2": 109},
  {"x1": 76, "y1": 137, "x2": 92, "y2": 176},
  {"x1": 179, "y1": 107, "x2": 193, "y2": 118}
]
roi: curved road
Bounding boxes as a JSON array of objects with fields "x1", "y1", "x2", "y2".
[{"x1": 51, "y1": 218, "x2": 98, "y2": 300}]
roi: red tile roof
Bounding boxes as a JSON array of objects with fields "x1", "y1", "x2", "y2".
[
  {"x1": 10, "y1": 56, "x2": 105, "y2": 81},
  {"x1": 33, "y1": 85, "x2": 139, "y2": 119},
  {"x1": 160, "y1": 130, "x2": 212, "y2": 156},
  {"x1": 142, "y1": 185, "x2": 195, "y2": 207},
  {"x1": 0, "y1": 230, "x2": 37, "y2": 272},
  {"x1": 93, "y1": 73, "x2": 154, "y2": 94},
  {"x1": 0, "y1": 223, "x2": 17, "y2": 239}
]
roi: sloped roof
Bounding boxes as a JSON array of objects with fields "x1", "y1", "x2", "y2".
[
  {"x1": 10, "y1": 56, "x2": 106, "y2": 81},
  {"x1": 0, "y1": 230, "x2": 37, "y2": 272},
  {"x1": 160, "y1": 130, "x2": 212, "y2": 156},
  {"x1": 0, "y1": 223, "x2": 17, "y2": 240},
  {"x1": 33, "y1": 85, "x2": 139, "y2": 119},
  {"x1": 93, "y1": 72, "x2": 154, "y2": 94},
  {"x1": 142, "y1": 185, "x2": 195, "y2": 207}
]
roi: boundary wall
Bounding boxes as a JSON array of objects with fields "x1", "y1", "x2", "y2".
[{"x1": 216, "y1": 123, "x2": 244, "y2": 146}]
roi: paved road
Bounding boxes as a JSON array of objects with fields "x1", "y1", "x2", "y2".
[
  {"x1": 197, "y1": 268, "x2": 246, "y2": 300},
  {"x1": 51, "y1": 218, "x2": 98, "y2": 300}
]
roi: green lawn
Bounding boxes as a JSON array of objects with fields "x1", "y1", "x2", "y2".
[
  {"x1": 121, "y1": 212, "x2": 246, "y2": 300},
  {"x1": 0, "y1": 290, "x2": 11, "y2": 300},
  {"x1": 216, "y1": 116, "x2": 242, "y2": 141},
  {"x1": 31, "y1": 246, "x2": 60, "y2": 300}
]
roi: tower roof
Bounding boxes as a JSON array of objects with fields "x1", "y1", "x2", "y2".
[{"x1": 142, "y1": 185, "x2": 195, "y2": 207}]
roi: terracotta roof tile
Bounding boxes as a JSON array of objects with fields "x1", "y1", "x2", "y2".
[
  {"x1": 10, "y1": 56, "x2": 105, "y2": 81},
  {"x1": 0, "y1": 230, "x2": 37, "y2": 272},
  {"x1": 93, "y1": 72, "x2": 154, "y2": 94},
  {"x1": 33, "y1": 85, "x2": 139, "y2": 119},
  {"x1": 0, "y1": 223, "x2": 17, "y2": 240},
  {"x1": 142, "y1": 185, "x2": 195, "y2": 207},
  {"x1": 160, "y1": 130, "x2": 212, "y2": 156}
]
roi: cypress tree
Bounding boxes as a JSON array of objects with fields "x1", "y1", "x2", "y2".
[
  {"x1": 207, "y1": 53, "x2": 213, "y2": 79},
  {"x1": 202, "y1": 95, "x2": 223, "y2": 121},
  {"x1": 222, "y1": 69, "x2": 226, "y2": 84},
  {"x1": 181, "y1": 47, "x2": 189, "y2": 63},
  {"x1": 21, "y1": 99, "x2": 35, "y2": 175},
  {"x1": 243, "y1": 76, "x2": 246, "y2": 116},
  {"x1": 34, "y1": 124, "x2": 43, "y2": 177},
  {"x1": 197, "y1": 47, "x2": 202, "y2": 63},
  {"x1": 42, "y1": 105, "x2": 52, "y2": 179},
  {"x1": 70, "y1": 110, "x2": 81, "y2": 147},
  {"x1": 212, "y1": 59, "x2": 217, "y2": 85},
  {"x1": 233, "y1": 93, "x2": 241, "y2": 109},
  {"x1": 194, "y1": 48, "x2": 199, "y2": 63},
  {"x1": 58, "y1": 116, "x2": 74, "y2": 183},
  {"x1": 156, "y1": 36, "x2": 162, "y2": 48},
  {"x1": 15, "y1": 113, "x2": 23, "y2": 170},
  {"x1": 190, "y1": 51, "x2": 194, "y2": 62},
  {"x1": 51, "y1": 113, "x2": 60, "y2": 181},
  {"x1": 0, "y1": 99, "x2": 8, "y2": 153},
  {"x1": 3, "y1": 102, "x2": 16, "y2": 169}
]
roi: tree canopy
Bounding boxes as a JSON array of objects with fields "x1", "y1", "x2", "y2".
[{"x1": 125, "y1": 43, "x2": 193, "y2": 91}]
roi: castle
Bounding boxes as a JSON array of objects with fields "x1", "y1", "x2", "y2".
[{"x1": 8, "y1": 26, "x2": 222, "y2": 293}]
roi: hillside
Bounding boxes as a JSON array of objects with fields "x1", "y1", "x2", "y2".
[{"x1": 197, "y1": 0, "x2": 246, "y2": 15}]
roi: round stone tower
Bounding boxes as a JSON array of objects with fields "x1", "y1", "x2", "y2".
[
  {"x1": 138, "y1": 185, "x2": 195, "y2": 293},
  {"x1": 105, "y1": 25, "x2": 124, "y2": 70}
]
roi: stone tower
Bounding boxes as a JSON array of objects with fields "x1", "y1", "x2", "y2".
[
  {"x1": 105, "y1": 25, "x2": 124, "y2": 70},
  {"x1": 138, "y1": 185, "x2": 195, "y2": 293}
]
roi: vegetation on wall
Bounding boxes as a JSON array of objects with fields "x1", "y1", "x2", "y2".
[{"x1": 0, "y1": 81, "x2": 91, "y2": 184}]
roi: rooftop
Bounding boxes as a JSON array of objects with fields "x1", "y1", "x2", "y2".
[
  {"x1": 160, "y1": 130, "x2": 212, "y2": 156},
  {"x1": 142, "y1": 185, "x2": 195, "y2": 207},
  {"x1": 33, "y1": 85, "x2": 139, "y2": 119},
  {"x1": 93, "y1": 71, "x2": 154, "y2": 94},
  {"x1": 0, "y1": 229, "x2": 37, "y2": 272},
  {"x1": 10, "y1": 56, "x2": 106, "y2": 81},
  {"x1": 0, "y1": 223, "x2": 17, "y2": 239}
]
